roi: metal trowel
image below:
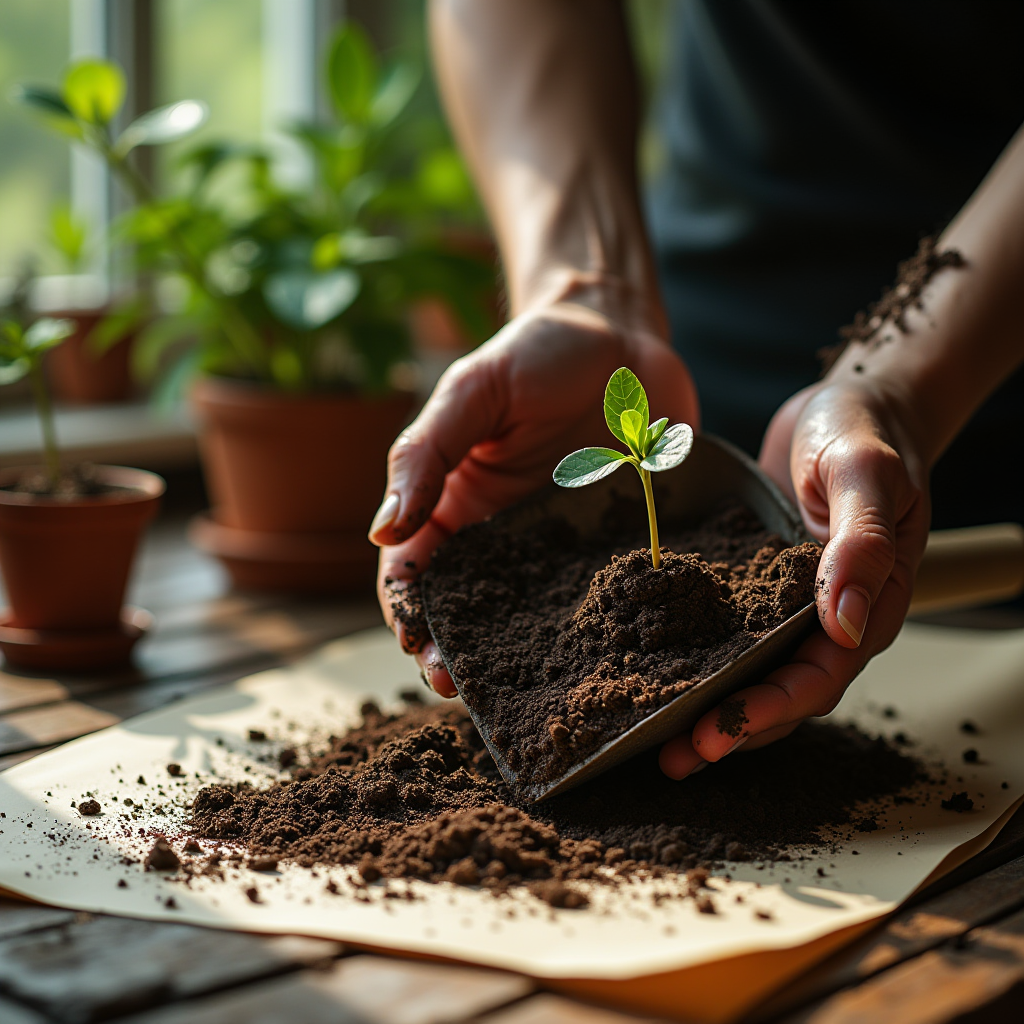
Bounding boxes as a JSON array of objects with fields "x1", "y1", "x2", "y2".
[{"x1": 423, "y1": 434, "x2": 1024, "y2": 803}]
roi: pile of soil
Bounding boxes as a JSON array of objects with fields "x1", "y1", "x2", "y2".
[
  {"x1": 187, "y1": 701, "x2": 926, "y2": 908},
  {"x1": 422, "y1": 501, "x2": 820, "y2": 789}
]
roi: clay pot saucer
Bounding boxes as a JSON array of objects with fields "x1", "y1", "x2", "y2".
[
  {"x1": 0, "y1": 606, "x2": 153, "y2": 672},
  {"x1": 189, "y1": 513, "x2": 378, "y2": 594}
]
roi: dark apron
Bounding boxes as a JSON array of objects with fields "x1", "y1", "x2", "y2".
[{"x1": 646, "y1": 0, "x2": 1023, "y2": 528}]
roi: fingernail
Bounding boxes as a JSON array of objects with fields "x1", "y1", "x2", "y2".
[
  {"x1": 368, "y1": 493, "x2": 400, "y2": 541},
  {"x1": 724, "y1": 737, "x2": 748, "y2": 757},
  {"x1": 836, "y1": 586, "x2": 870, "y2": 647},
  {"x1": 686, "y1": 761, "x2": 708, "y2": 778}
]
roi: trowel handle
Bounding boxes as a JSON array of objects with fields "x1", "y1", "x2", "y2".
[{"x1": 909, "y1": 523, "x2": 1024, "y2": 614}]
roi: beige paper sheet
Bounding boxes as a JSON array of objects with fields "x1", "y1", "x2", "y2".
[{"x1": 0, "y1": 624, "x2": 1022, "y2": 994}]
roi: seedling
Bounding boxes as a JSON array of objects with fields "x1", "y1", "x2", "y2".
[
  {"x1": 0, "y1": 318, "x2": 75, "y2": 490},
  {"x1": 553, "y1": 367, "x2": 693, "y2": 569}
]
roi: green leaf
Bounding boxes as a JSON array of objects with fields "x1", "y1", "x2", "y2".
[
  {"x1": 24, "y1": 318, "x2": 74, "y2": 353},
  {"x1": 646, "y1": 416, "x2": 668, "y2": 453},
  {"x1": 133, "y1": 314, "x2": 203, "y2": 381},
  {"x1": 270, "y1": 347, "x2": 304, "y2": 389},
  {"x1": 553, "y1": 447, "x2": 630, "y2": 488},
  {"x1": 10, "y1": 84, "x2": 73, "y2": 119},
  {"x1": 640, "y1": 422, "x2": 694, "y2": 473},
  {"x1": 49, "y1": 204, "x2": 88, "y2": 269},
  {"x1": 10, "y1": 84, "x2": 83, "y2": 138},
  {"x1": 63, "y1": 59, "x2": 125, "y2": 125},
  {"x1": 263, "y1": 269, "x2": 361, "y2": 330},
  {"x1": 416, "y1": 148, "x2": 474, "y2": 209},
  {"x1": 0, "y1": 320, "x2": 24, "y2": 353},
  {"x1": 88, "y1": 298, "x2": 146, "y2": 355},
  {"x1": 370, "y1": 62, "x2": 419, "y2": 127},
  {"x1": 327, "y1": 23, "x2": 378, "y2": 124},
  {"x1": 604, "y1": 367, "x2": 649, "y2": 446},
  {"x1": 619, "y1": 408, "x2": 645, "y2": 455},
  {"x1": 0, "y1": 357, "x2": 29, "y2": 386},
  {"x1": 114, "y1": 99, "x2": 208, "y2": 157}
]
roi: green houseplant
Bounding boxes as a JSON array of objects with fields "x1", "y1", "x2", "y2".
[
  {"x1": 15, "y1": 23, "x2": 495, "y2": 593},
  {"x1": 0, "y1": 318, "x2": 163, "y2": 670},
  {"x1": 43, "y1": 204, "x2": 138, "y2": 404}
]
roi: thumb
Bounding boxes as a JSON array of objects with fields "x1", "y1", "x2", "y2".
[
  {"x1": 810, "y1": 437, "x2": 913, "y2": 650},
  {"x1": 368, "y1": 361, "x2": 498, "y2": 547}
]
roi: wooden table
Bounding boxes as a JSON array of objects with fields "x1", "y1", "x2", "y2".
[{"x1": 2, "y1": 501, "x2": 1024, "y2": 1024}]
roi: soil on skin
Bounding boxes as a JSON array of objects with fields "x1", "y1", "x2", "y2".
[
  {"x1": 822, "y1": 236, "x2": 965, "y2": 371},
  {"x1": 422, "y1": 500, "x2": 820, "y2": 791},
  {"x1": 186, "y1": 702, "x2": 927, "y2": 908}
]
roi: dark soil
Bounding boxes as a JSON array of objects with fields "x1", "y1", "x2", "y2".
[
  {"x1": 1, "y1": 463, "x2": 127, "y2": 500},
  {"x1": 422, "y1": 500, "x2": 819, "y2": 791},
  {"x1": 941, "y1": 792, "x2": 975, "y2": 813},
  {"x1": 187, "y1": 701, "x2": 927, "y2": 907},
  {"x1": 145, "y1": 837, "x2": 182, "y2": 871}
]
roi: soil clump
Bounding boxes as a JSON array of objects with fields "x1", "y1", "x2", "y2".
[
  {"x1": 422, "y1": 500, "x2": 819, "y2": 789},
  {"x1": 187, "y1": 701, "x2": 926, "y2": 907}
]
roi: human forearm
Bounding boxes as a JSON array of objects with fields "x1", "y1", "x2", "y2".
[
  {"x1": 827, "y1": 124, "x2": 1024, "y2": 469},
  {"x1": 429, "y1": 0, "x2": 664, "y2": 332}
]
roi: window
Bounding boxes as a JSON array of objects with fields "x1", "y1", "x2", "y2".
[{"x1": 0, "y1": 1, "x2": 72, "y2": 279}]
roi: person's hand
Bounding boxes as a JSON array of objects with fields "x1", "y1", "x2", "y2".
[
  {"x1": 370, "y1": 300, "x2": 698, "y2": 696},
  {"x1": 659, "y1": 377, "x2": 931, "y2": 778}
]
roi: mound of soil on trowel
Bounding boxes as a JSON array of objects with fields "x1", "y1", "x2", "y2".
[
  {"x1": 187, "y1": 701, "x2": 926, "y2": 909},
  {"x1": 422, "y1": 500, "x2": 819, "y2": 790}
]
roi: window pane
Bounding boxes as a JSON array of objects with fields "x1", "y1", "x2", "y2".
[
  {"x1": 157, "y1": 0, "x2": 263, "y2": 189},
  {"x1": 0, "y1": 0, "x2": 71, "y2": 278}
]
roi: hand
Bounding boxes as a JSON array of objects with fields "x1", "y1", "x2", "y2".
[
  {"x1": 370, "y1": 299, "x2": 698, "y2": 696},
  {"x1": 659, "y1": 377, "x2": 931, "y2": 778}
]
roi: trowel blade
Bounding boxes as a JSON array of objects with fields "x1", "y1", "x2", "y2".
[{"x1": 423, "y1": 434, "x2": 818, "y2": 803}]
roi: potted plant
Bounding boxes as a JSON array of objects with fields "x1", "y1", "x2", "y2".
[
  {"x1": 43, "y1": 204, "x2": 139, "y2": 404},
  {"x1": 0, "y1": 317, "x2": 163, "y2": 671},
  {"x1": 15, "y1": 24, "x2": 495, "y2": 594}
]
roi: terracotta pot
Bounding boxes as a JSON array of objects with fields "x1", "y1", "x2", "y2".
[
  {"x1": 0, "y1": 466, "x2": 163, "y2": 670},
  {"x1": 190, "y1": 378, "x2": 416, "y2": 593},
  {"x1": 46, "y1": 309, "x2": 135, "y2": 404}
]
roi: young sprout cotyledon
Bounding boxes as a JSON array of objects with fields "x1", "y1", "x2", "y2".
[{"x1": 553, "y1": 367, "x2": 694, "y2": 569}]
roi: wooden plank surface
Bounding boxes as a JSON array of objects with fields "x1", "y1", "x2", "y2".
[
  {"x1": 0, "y1": 900, "x2": 76, "y2": 941},
  {"x1": 0, "y1": 701, "x2": 120, "y2": 755},
  {"x1": 781, "y1": 905, "x2": 1024, "y2": 1024},
  {"x1": 117, "y1": 955, "x2": 533, "y2": 1024},
  {"x1": 0, "y1": 913, "x2": 343, "y2": 1022},
  {"x1": 0, "y1": 674, "x2": 69, "y2": 714},
  {"x1": 481, "y1": 993, "x2": 673, "y2": 1024},
  {"x1": 748, "y1": 830, "x2": 1024, "y2": 1021},
  {"x1": 2, "y1": 502, "x2": 1024, "y2": 1024},
  {"x1": 0, "y1": 995, "x2": 48, "y2": 1024}
]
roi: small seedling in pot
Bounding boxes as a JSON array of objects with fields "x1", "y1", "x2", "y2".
[
  {"x1": 553, "y1": 367, "x2": 693, "y2": 569},
  {"x1": 0, "y1": 318, "x2": 75, "y2": 491}
]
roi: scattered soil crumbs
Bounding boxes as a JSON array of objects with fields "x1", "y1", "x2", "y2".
[
  {"x1": 186, "y1": 701, "x2": 926, "y2": 907},
  {"x1": 422, "y1": 500, "x2": 819, "y2": 790}
]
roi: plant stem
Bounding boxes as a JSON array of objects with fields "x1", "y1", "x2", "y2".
[
  {"x1": 28, "y1": 357, "x2": 61, "y2": 490},
  {"x1": 640, "y1": 467, "x2": 661, "y2": 569}
]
